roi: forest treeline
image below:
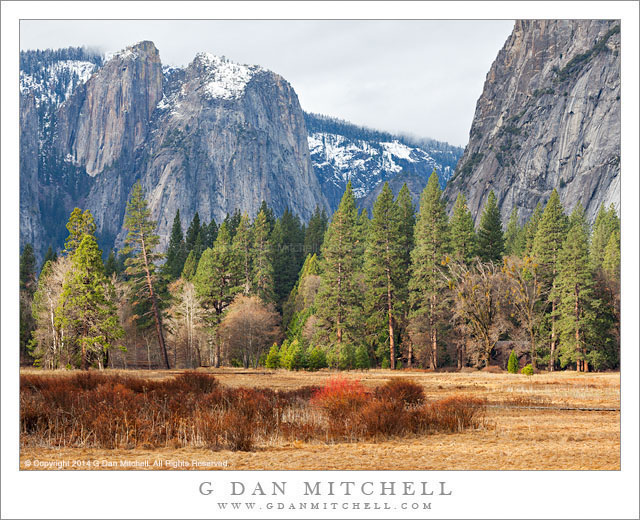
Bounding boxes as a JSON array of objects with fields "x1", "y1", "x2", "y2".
[{"x1": 19, "y1": 172, "x2": 620, "y2": 372}]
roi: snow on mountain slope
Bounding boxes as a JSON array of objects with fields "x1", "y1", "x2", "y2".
[{"x1": 305, "y1": 113, "x2": 463, "y2": 210}]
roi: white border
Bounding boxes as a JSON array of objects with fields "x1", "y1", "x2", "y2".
[{"x1": 2, "y1": 2, "x2": 638, "y2": 519}]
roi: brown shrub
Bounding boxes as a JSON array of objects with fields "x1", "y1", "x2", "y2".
[
  {"x1": 374, "y1": 378, "x2": 425, "y2": 407},
  {"x1": 359, "y1": 398, "x2": 408, "y2": 438},
  {"x1": 421, "y1": 395, "x2": 486, "y2": 432}
]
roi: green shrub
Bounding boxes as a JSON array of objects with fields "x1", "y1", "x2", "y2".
[
  {"x1": 265, "y1": 344, "x2": 281, "y2": 369},
  {"x1": 307, "y1": 347, "x2": 328, "y2": 371},
  {"x1": 381, "y1": 358, "x2": 390, "y2": 369},
  {"x1": 507, "y1": 350, "x2": 519, "y2": 374},
  {"x1": 354, "y1": 345, "x2": 370, "y2": 370},
  {"x1": 521, "y1": 364, "x2": 534, "y2": 376},
  {"x1": 338, "y1": 343, "x2": 356, "y2": 370}
]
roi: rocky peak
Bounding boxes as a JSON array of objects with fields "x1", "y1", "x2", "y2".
[{"x1": 55, "y1": 40, "x2": 163, "y2": 176}]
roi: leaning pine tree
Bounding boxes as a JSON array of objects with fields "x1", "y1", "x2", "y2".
[
  {"x1": 408, "y1": 170, "x2": 450, "y2": 370},
  {"x1": 122, "y1": 182, "x2": 170, "y2": 369},
  {"x1": 364, "y1": 183, "x2": 403, "y2": 369}
]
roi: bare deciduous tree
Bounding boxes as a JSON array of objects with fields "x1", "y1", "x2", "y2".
[
  {"x1": 444, "y1": 261, "x2": 511, "y2": 368},
  {"x1": 218, "y1": 295, "x2": 281, "y2": 368}
]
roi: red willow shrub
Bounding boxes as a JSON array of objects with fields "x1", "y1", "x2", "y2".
[
  {"x1": 310, "y1": 377, "x2": 370, "y2": 440},
  {"x1": 20, "y1": 373, "x2": 488, "y2": 450}
]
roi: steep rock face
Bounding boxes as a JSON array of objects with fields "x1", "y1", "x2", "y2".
[
  {"x1": 130, "y1": 53, "x2": 328, "y2": 248},
  {"x1": 444, "y1": 20, "x2": 620, "y2": 224},
  {"x1": 55, "y1": 41, "x2": 163, "y2": 176},
  {"x1": 19, "y1": 93, "x2": 42, "y2": 250}
]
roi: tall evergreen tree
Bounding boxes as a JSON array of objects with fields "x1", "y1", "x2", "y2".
[
  {"x1": 363, "y1": 183, "x2": 403, "y2": 369},
  {"x1": 185, "y1": 212, "x2": 201, "y2": 254},
  {"x1": 181, "y1": 250, "x2": 198, "y2": 280},
  {"x1": 395, "y1": 184, "x2": 416, "y2": 365},
  {"x1": 477, "y1": 190, "x2": 504, "y2": 263},
  {"x1": 504, "y1": 207, "x2": 525, "y2": 257},
  {"x1": 258, "y1": 200, "x2": 276, "y2": 234},
  {"x1": 316, "y1": 182, "x2": 363, "y2": 349},
  {"x1": 408, "y1": 171, "x2": 450, "y2": 369},
  {"x1": 232, "y1": 214, "x2": 253, "y2": 294},
  {"x1": 304, "y1": 205, "x2": 329, "y2": 257},
  {"x1": 64, "y1": 208, "x2": 96, "y2": 255},
  {"x1": 203, "y1": 219, "x2": 218, "y2": 249},
  {"x1": 449, "y1": 193, "x2": 477, "y2": 264},
  {"x1": 252, "y1": 209, "x2": 275, "y2": 303},
  {"x1": 224, "y1": 209, "x2": 242, "y2": 239},
  {"x1": 602, "y1": 227, "x2": 620, "y2": 280},
  {"x1": 193, "y1": 222, "x2": 241, "y2": 367},
  {"x1": 20, "y1": 244, "x2": 37, "y2": 363},
  {"x1": 523, "y1": 202, "x2": 544, "y2": 255},
  {"x1": 555, "y1": 204, "x2": 595, "y2": 371},
  {"x1": 122, "y1": 182, "x2": 170, "y2": 369},
  {"x1": 56, "y1": 233, "x2": 123, "y2": 370},
  {"x1": 271, "y1": 209, "x2": 305, "y2": 306},
  {"x1": 163, "y1": 210, "x2": 187, "y2": 280},
  {"x1": 532, "y1": 189, "x2": 568, "y2": 370},
  {"x1": 590, "y1": 203, "x2": 620, "y2": 270}
]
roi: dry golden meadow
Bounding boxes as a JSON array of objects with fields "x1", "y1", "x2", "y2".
[{"x1": 20, "y1": 368, "x2": 620, "y2": 471}]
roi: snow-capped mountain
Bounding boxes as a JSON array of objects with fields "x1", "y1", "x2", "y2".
[{"x1": 304, "y1": 113, "x2": 463, "y2": 211}]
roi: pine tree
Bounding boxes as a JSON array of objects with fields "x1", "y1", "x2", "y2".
[
  {"x1": 304, "y1": 205, "x2": 329, "y2": 257},
  {"x1": 271, "y1": 209, "x2": 305, "y2": 306},
  {"x1": 224, "y1": 209, "x2": 242, "y2": 239},
  {"x1": 523, "y1": 202, "x2": 543, "y2": 255},
  {"x1": 590, "y1": 204, "x2": 619, "y2": 270},
  {"x1": 20, "y1": 244, "x2": 37, "y2": 362},
  {"x1": 449, "y1": 193, "x2": 477, "y2": 264},
  {"x1": 364, "y1": 183, "x2": 403, "y2": 369},
  {"x1": 532, "y1": 189, "x2": 568, "y2": 371},
  {"x1": 193, "y1": 222, "x2": 241, "y2": 367},
  {"x1": 555, "y1": 204, "x2": 595, "y2": 372},
  {"x1": 395, "y1": 183, "x2": 416, "y2": 365},
  {"x1": 252, "y1": 209, "x2": 275, "y2": 302},
  {"x1": 316, "y1": 181, "x2": 364, "y2": 348},
  {"x1": 185, "y1": 212, "x2": 201, "y2": 254},
  {"x1": 408, "y1": 171, "x2": 450, "y2": 369},
  {"x1": 64, "y1": 208, "x2": 96, "y2": 255},
  {"x1": 104, "y1": 250, "x2": 118, "y2": 278},
  {"x1": 122, "y1": 182, "x2": 170, "y2": 369},
  {"x1": 181, "y1": 250, "x2": 198, "y2": 280},
  {"x1": 201, "y1": 219, "x2": 218, "y2": 249},
  {"x1": 258, "y1": 200, "x2": 276, "y2": 234},
  {"x1": 163, "y1": 210, "x2": 187, "y2": 280},
  {"x1": 602, "y1": 227, "x2": 620, "y2": 280},
  {"x1": 232, "y1": 214, "x2": 253, "y2": 294},
  {"x1": 477, "y1": 190, "x2": 504, "y2": 263},
  {"x1": 504, "y1": 207, "x2": 525, "y2": 257},
  {"x1": 56, "y1": 233, "x2": 123, "y2": 370}
]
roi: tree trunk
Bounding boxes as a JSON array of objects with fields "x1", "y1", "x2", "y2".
[
  {"x1": 408, "y1": 341, "x2": 413, "y2": 369},
  {"x1": 429, "y1": 295, "x2": 438, "y2": 370},
  {"x1": 387, "y1": 269, "x2": 395, "y2": 370},
  {"x1": 549, "y1": 300, "x2": 557, "y2": 372}
]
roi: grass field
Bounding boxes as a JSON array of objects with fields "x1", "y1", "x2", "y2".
[{"x1": 19, "y1": 368, "x2": 620, "y2": 471}]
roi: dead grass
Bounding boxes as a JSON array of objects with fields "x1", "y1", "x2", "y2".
[{"x1": 19, "y1": 368, "x2": 620, "y2": 470}]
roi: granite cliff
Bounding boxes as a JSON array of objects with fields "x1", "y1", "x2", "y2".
[{"x1": 444, "y1": 20, "x2": 620, "y2": 224}]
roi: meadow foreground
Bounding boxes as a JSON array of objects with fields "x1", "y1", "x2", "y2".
[{"x1": 20, "y1": 369, "x2": 620, "y2": 471}]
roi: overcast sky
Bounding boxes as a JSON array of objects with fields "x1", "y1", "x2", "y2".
[{"x1": 20, "y1": 20, "x2": 514, "y2": 147}]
